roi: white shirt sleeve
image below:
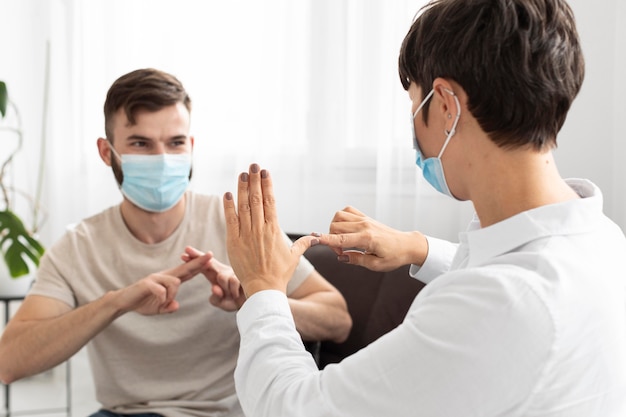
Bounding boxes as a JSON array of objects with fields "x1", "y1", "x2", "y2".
[
  {"x1": 235, "y1": 270, "x2": 553, "y2": 417},
  {"x1": 409, "y1": 236, "x2": 458, "y2": 283}
]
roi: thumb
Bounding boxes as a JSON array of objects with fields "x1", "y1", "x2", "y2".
[
  {"x1": 291, "y1": 235, "x2": 320, "y2": 258},
  {"x1": 159, "y1": 299, "x2": 180, "y2": 314}
]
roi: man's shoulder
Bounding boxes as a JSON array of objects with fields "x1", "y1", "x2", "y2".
[
  {"x1": 45, "y1": 205, "x2": 123, "y2": 259},
  {"x1": 186, "y1": 191, "x2": 225, "y2": 220},
  {"x1": 68, "y1": 205, "x2": 120, "y2": 234},
  {"x1": 187, "y1": 190, "x2": 222, "y2": 207}
]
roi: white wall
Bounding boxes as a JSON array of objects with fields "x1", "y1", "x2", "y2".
[
  {"x1": 610, "y1": 0, "x2": 626, "y2": 229},
  {"x1": 555, "y1": 0, "x2": 625, "y2": 228},
  {"x1": 0, "y1": 1, "x2": 50, "y2": 235},
  {"x1": 1, "y1": 0, "x2": 624, "y2": 247},
  {"x1": 0, "y1": 0, "x2": 76, "y2": 246}
]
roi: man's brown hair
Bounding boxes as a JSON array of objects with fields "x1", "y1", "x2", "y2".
[{"x1": 104, "y1": 68, "x2": 192, "y2": 142}]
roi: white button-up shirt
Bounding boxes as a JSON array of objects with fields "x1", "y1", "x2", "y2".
[{"x1": 235, "y1": 179, "x2": 626, "y2": 417}]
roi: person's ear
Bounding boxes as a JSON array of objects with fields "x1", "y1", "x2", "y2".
[
  {"x1": 432, "y1": 79, "x2": 455, "y2": 116},
  {"x1": 97, "y1": 137, "x2": 113, "y2": 166},
  {"x1": 432, "y1": 78, "x2": 461, "y2": 135}
]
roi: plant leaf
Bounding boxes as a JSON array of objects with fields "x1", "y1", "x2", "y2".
[
  {"x1": 0, "y1": 81, "x2": 7, "y2": 118},
  {"x1": 0, "y1": 209, "x2": 45, "y2": 278}
]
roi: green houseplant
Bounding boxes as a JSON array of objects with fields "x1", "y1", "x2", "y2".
[{"x1": 0, "y1": 80, "x2": 45, "y2": 279}]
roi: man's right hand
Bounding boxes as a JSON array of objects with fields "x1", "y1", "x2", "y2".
[
  {"x1": 0, "y1": 252, "x2": 212, "y2": 384},
  {"x1": 113, "y1": 252, "x2": 212, "y2": 315},
  {"x1": 181, "y1": 246, "x2": 247, "y2": 311}
]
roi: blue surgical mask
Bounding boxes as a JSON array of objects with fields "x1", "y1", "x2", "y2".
[
  {"x1": 411, "y1": 88, "x2": 461, "y2": 199},
  {"x1": 110, "y1": 147, "x2": 192, "y2": 212}
]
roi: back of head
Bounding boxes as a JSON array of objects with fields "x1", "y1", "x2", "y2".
[
  {"x1": 399, "y1": 0, "x2": 584, "y2": 150},
  {"x1": 103, "y1": 68, "x2": 192, "y2": 141}
]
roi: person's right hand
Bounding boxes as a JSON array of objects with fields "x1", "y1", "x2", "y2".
[
  {"x1": 315, "y1": 206, "x2": 429, "y2": 272},
  {"x1": 181, "y1": 246, "x2": 247, "y2": 311},
  {"x1": 113, "y1": 253, "x2": 211, "y2": 315}
]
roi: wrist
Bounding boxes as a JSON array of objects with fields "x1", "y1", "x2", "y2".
[
  {"x1": 404, "y1": 231, "x2": 429, "y2": 266},
  {"x1": 241, "y1": 279, "x2": 286, "y2": 299},
  {"x1": 100, "y1": 290, "x2": 129, "y2": 319}
]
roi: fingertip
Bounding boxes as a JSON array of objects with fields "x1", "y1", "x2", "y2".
[
  {"x1": 163, "y1": 300, "x2": 180, "y2": 314},
  {"x1": 208, "y1": 295, "x2": 220, "y2": 307},
  {"x1": 224, "y1": 192, "x2": 233, "y2": 201},
  {"x1": 293, "y1": 235, "x2": 319, "y2": 254},
  {"x1": 212, "y1": 284, "x2": 225, "y2": 298}
]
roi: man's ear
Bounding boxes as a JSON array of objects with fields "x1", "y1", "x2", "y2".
[{"x1": 97, "y1": 137, "x2": 113, "y2": 166}]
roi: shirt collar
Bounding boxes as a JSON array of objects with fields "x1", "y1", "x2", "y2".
[{"x1": 459, "y1": 179, "x2": 604, "y2": 268}]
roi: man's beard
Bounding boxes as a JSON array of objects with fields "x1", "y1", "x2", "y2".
[{"x1": 110, "y1": 153, "x2": 124, "y2": 186}]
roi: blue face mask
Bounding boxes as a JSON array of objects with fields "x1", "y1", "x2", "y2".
[
  {"x1": 110, "y1": 147, "x2": 192, "y2": 212},
  {"x1": 411, "y1": 88, "x2": 461, "y2": 199}
]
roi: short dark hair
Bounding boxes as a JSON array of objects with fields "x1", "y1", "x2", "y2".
[
  {"x1": 398, "y1": 0, "x2": 584, "y2": 150},
  {"x1": 103, "y1": 68, "x2": 192, "y2": 141}
]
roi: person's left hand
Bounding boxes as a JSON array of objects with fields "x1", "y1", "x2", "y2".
[
  {"x1": 181, "y1": 246, "x2": 246, "y2": 311},
  {"x1": 223, "y1": 163, "x2": 318, "y2": 298}
]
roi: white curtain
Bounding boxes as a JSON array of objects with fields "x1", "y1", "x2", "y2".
[
  {"x1": 8, "y1": 0, "x2": 624, "y2": 249},
  {"x1": 34, "y1": 0, "x2": 472, "y2": 245}
]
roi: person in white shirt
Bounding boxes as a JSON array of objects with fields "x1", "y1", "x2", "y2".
[{"x1": 220, "y1": 0, "x2": 626, "y2": 416}]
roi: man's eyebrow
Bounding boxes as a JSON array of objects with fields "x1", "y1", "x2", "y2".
[
  {"x1": 123, "y1": 134, "x2": 189, "y2": 142},
  {"x1": 125, "y1": 134, "x2": 153, "y2": 141}
]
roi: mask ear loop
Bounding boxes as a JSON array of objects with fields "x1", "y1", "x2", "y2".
[
  {"x1": 107, "y1": 139, "x2": 123, "y2": 161},
  {"x1": 438, "y1": 88, "x2": 461, "y2": 158},
  {"x1": 412, "y1": 89, "x2": 435, "y2": 150}
]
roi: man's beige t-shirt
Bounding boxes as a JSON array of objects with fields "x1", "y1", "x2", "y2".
[{"x1": 29, "y1": 192, "x2": 313, "y2": 417}]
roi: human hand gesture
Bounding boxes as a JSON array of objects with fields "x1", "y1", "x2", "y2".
[
  {"x1": 181, "y1": 246, "x2": 246, "y2": 311},
  {"x1": 114, "y1": 253, "x2": 211, "y2": 315},
  {"x1": 223, "y1": 163, "x2": 318, "y2": 298},
  {"x1": 315, "y1": 206, "x2": 428, "y2": 272}
]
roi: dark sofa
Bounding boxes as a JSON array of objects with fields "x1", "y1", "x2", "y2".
[{"x1": 290, "y1": 234, "x2": 427, "y2": 369}]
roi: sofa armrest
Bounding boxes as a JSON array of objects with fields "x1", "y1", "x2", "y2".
[{"x1": 290, "y1": 234, "x2": 426, "y2": 368}]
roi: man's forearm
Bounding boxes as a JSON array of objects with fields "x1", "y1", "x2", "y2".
[
  {"x1": 0, "y1": 291, "x2": 123, "y2": 383},
  {"x1": 288, "y1": 292, "x2": 352, "y2": 343}
]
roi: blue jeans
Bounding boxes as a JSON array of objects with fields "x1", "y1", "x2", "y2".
[{"x1": 89, "y1": 411, "x2": 163, "y2": 417}]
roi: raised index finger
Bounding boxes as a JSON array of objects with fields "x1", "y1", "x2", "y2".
[
  {"x1": 260, "y1": 168, "x2": 278, "y2": 225},
  {"x1": 164, "y1": 253, "x2": 211, "y2": 282},
  {"x1": 223, "y1": 191, "x2": 240, "y2": 239},
  {"x1": 237, "y1": 170, "x2": 252, "y2": 233},
  {"x1": 247, "y1": 163, "x2": 266, "y2": 230},
  {"x1": 315, "y1": 232, "x2": 366, "y2": 252}
]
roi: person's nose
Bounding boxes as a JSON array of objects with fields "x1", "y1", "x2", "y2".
[{"x1": 153, "y1": 142, "x2": 168, "y2": 154}]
